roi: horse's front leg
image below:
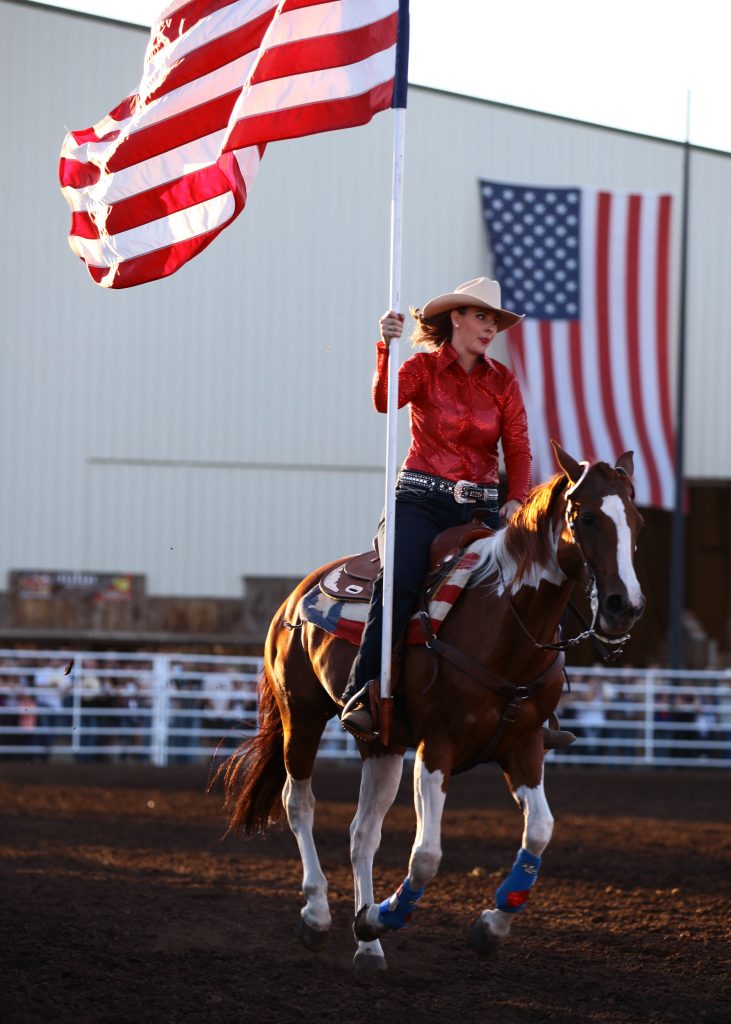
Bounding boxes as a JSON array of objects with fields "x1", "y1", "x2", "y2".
[
  {"x1": 349, "y1": 751, "x2": 404, "y2": 973},
  {"x1": 469, "y1": 741, "x2": 554, "y2": 957},
  {"x1": 353, "y1": 744, "x2": 448, "y2": 946}
]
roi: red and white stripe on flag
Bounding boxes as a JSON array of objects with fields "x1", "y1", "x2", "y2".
[
  {"x1": 480, "y1": 182, "x2": 676, "y2": 510},
  {"x1": 59, "y1": 0, "x2": 401, "y2": 289}
]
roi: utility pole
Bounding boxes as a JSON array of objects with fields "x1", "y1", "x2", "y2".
[{"x1": 668, "y1": 92, "x2": 691, "y2": 669}]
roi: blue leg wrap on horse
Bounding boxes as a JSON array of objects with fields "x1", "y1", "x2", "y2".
[
  {"x1": 495, "y1": 848, "x2": 542, "y2": 913},
  {"x1": 377, "y1": 877, "x2": 424, "y2": 930}
]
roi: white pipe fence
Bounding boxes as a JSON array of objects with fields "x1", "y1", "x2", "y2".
[{"x1": 0, "y1": 650, "x2": 730, "y2": 768}]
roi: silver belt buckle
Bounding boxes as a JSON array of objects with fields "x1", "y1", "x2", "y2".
[{"x1": 453, "y1": 479, "x2": 478, "y2": 504}]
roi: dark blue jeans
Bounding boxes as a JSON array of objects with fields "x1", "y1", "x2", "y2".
[{"x1": 343, "y1": 481, "x2": 502, "y2": 701}]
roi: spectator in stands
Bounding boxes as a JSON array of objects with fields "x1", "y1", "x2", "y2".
[
  {"x1": 0, "y1": 671, "x2": 19, "y2": 746},
  {"x1": 572, "y1": 675, "x2": 606, "y2": 757},
  {"x1": 717, "y1": 676, "x2": 731, "y2": 761},
  {"x1": 227, "y1": 669, "x2": 256, "y2": 733},
  {"x1": 695, "y1": 693, "x2": 721, "y2": 760},
  {"x1": 653, "y1": 689, "x2": 674, "y2": 761},
  {"x1": 203, "y1": 666, "x2": 234, "y2": 753},
  {"x1": 78, "y1": 660, "x2": 104, "y2": 761},
  {"x1": 169, "y1": 662, "x2": 203, "y2": 763},
  {"x1": 609, "y1": 676, "x2": 643, "y2": 758},
  {"x1": 114, "y1": 675, "x2": 142, "y2": 760},
  {"x1": 17, "y1": 681, "x2": 38, "y2": 758},
  {"x1": 34, "y1": 659, "x2": 69, "y2": 759},
  {"x1": 674, "y1": 691, "x2": 699, "y2": 760}
]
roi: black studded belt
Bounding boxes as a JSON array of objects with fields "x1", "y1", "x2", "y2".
[{"x1": 398, "y1": 471, "x2": 499, "y2": 504}]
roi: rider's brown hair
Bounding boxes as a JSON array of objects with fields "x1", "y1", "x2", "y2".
[{"x1": 409, "y1": 306, "x2": 468, "y2": 350}]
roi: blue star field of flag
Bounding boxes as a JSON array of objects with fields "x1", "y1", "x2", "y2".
[{"x1": 479, "y1": 181, "x2": 582, "y2": 321}]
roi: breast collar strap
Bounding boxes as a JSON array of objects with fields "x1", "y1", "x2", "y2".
[
  {"x1": 417, "y1": 604, "x2": 563, "y2": 770},
  {"x1": 418, "y1": 607, "x2": 560, "y2": 696}
]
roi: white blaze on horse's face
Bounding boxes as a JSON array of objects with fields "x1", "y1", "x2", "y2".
[{"x1": 601, "y1": 494, "x2": 643, "y2": 609}]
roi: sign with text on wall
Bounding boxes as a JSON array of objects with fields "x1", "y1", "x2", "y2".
[{"x1": 12, "y1": 571, "x2": 136, "y2": 603}]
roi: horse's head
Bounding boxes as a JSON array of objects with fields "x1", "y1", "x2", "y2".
[{"x1": 553, "y1": 441, "x2": 645, "y2": 637}]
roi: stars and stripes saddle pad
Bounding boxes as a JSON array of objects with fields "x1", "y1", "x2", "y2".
[{"x1": 298, "y1": 547, "x2": 484, "y2": 647}]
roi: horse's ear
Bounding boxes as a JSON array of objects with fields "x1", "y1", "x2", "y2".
[
  {"x1": 551, "y1": 439, "x2": 584, "y2": 485},
  {"x1": 615, "y1": 451, "x2": 635, "y2": 479}
]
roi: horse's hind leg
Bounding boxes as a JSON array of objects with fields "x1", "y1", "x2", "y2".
[
  {"x1": 282, "y1": 716, "x2": 333, "y2": 950},
  {"x1": 469, "y1": 736, "x2": 554, "y2": 957},
  {"x1": 349, "y1": 751, "x2": 404, "y2": 973}
]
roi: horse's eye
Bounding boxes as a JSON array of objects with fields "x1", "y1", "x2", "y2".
[{"x1": 579, "y1": 511, "x2": 596, "y2": 527}]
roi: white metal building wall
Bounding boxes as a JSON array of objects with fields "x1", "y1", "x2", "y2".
[
  {"x1": 684, "y1": 148, "x2": 731, "y2": 477},
  {"x1": 1, "y1": 1, "x2": 730, "y2": 599}
]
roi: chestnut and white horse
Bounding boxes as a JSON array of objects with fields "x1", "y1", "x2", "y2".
[{"x1": 218, "y1": 444, "x2": 644, "y2": 972}]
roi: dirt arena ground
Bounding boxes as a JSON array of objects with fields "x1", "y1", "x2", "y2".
[{"x1": 1, "y1": 758, "x2": 729, "y2": 1024}]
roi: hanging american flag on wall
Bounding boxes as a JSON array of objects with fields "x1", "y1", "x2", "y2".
[
  {"x1": 480, "y1": 180, "x2": 676, "y2": 509},
  {"x1": 59, "y1": 0, "x2": 409, "y2": 289}
]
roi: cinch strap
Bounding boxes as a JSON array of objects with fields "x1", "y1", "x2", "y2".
[
  {"x1": 377, "y1": 877, "x2": 424, "y2": 930},
  {"x1": 495, "y1": 847, "x2": 542, "y2": 913}
]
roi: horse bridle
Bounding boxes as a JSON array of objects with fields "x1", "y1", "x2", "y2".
[{"x1": 506, "y1": 475, "x2": 632, "y2": 661}]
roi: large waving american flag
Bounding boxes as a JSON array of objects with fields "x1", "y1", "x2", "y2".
[
  {"x1": 59, "y1": 0, "x2": 408, "y2": 289},
  {"x1": 480, "y1": 180, "x2": 676, "y2": 509}
]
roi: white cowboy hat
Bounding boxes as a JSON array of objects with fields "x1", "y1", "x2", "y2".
[{"x1": 421, "y1": 277, "x2": 524, "y2": 332}]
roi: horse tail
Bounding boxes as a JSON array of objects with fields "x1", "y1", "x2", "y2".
[{"x1": 215, "y1": 668, "x2": 287, "y2": 836}]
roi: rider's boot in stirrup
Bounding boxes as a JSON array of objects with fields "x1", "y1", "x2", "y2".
[
  {"x1": 542, "y1": 726, "x2": 577, "y2": 749},
  {"x1": 340, "y1": 682, "x2": 377, "y2": 741}
]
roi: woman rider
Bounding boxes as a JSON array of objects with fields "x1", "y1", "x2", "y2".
[{"x1": 340, "y1": 277, "x2": 532, "y2": 740}]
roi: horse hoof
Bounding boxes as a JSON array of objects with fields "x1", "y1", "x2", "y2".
[
  {"x1": 295, "y1": 915, "x2": 329, "y2": 951},
  {"x1": 353, "y1": 904, "x2": 384, "y2": 942},
  {"x1": 467, "y1": 915, "x2": 503, "y2": 958},
  {"x1": 353, "y1": 949, "x2": 388, "y2": 975}
]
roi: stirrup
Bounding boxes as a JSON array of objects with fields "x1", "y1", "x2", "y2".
[{"x1": 340, "y1": 683, "x2": 378, "y2": 742}]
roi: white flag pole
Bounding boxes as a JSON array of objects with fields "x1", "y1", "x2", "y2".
[
  {"x1": 378, "y1": 105, "x2": 406, "y2": 731},
  {"x1": 375, "y1": 0, "x2": 409, "y2": 746}
]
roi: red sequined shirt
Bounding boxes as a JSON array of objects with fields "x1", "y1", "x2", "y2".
[{"x1": 373, "y1": 341, "x2": 532, "y2": 503}]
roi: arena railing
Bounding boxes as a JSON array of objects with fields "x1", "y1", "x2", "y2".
[{"x1": 0, "y1": 651, "x2": 729, "y2": 768}]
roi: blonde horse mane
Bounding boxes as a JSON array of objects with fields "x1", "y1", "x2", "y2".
[{"x1": 470, "y1": 474, "x2": 568, "y2": 594}]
